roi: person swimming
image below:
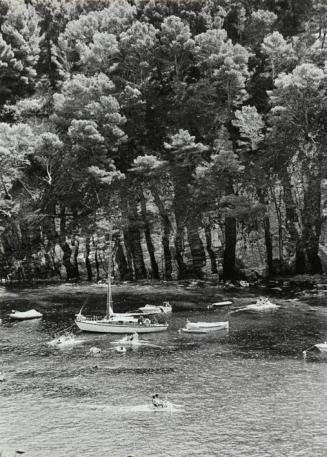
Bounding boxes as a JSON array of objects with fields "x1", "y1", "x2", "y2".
[{"x1": 152, "y1": 394, "x2": 165, "y2": 408}]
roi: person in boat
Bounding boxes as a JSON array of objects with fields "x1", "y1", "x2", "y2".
[
  {"x1": 127, "y1": 332, "x2": 138, "y2": 342},
  {"x1": 152, "y1": 394, "x2": 165, "y2": 408}
]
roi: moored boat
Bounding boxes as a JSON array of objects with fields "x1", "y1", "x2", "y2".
[
  {"x1": 303, "y1": 342, "x2": 327, "y2": 358},
  {"x1": 232, "y1": 297, "x2": 279, "y2": 313},
  {"x1": 76, "y1": 313, "x2": 168, "y2": 334},
  {"x1": 136, "y1": 302, "x2": 172, "y2": 315},
  {"x1": 75, "y1": 227, "x2": 168, "y2": 334},
  {"x1": 9, "y1": 309, "x2": 43, "y2": 320},
  {"x1": 207, "y1": 300, "x2": 232, "y2": 310},
  {"x1": 180, "y1": 320, "x2": 229, "y2": 334}
]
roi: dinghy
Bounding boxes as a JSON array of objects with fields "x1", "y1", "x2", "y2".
[
  {"x1": 181, "y1": 320, "x2": 229, "y2": 334},
  {"x1": 89, "y1": 346, "x2": 101, "y2": 355},
  {"x1": 207, "y1": 300, "x2": 232, "y2": 310},
  {"x1": 303, "y1": 342, "x2": 327, "y2": 358},
  {"x1": 115, "y1": 346, "x2": 127, "y2": 354},
  {"x1": 9, "y1": 309, "x2": 43, "y2": 320},
  {"x1": 232, "y1": 297, "x2": 279, "y2": 313},
  {"x1": 47, "y1": 333, "x2": 83, "y2": 349}
]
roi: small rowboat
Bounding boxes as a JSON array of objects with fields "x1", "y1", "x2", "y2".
[
  {"x1": 303, "y1": 342, "x2": 327, "y2": 358},
  {"x1": 207, "y1": 301, "x2": 232, "y2": 310},
  {"x1": 232, "y1": 297, "x2": 279, "y2": 313},
  {"x1": 181, "y1": 320, "x2": 229, "y2": 334},
  {"x1": 9, "y1": 309, "x2": 43, "y2": 320}
]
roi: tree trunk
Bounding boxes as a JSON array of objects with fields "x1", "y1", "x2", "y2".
[
  {"x1": 281, "y1": 172, "x2": 300, "y2": 272},
  {"x1": 223, "y1": 216, "x2": 237, "y2": 280},
  {"x1": 59, "y1": 206, "x2": 75, "y2": 280},
  {"x1": 62, "y1": 242, "x2": 75, "y2": 280},
  {"x1": 93, "y1": 237, "x2": 100, "y2": 282},
  {"x1": 186, "y1": 217, "x2": 206, "y2": 279},
  {"x1": 85, "y1": 236, "x2": 92, "y2": 281},
  {"x1": 127, "y1": 222, "x2": 147, "y2": 279},
  {"x1": 204, "y1": 223, "x2": 218, "y2": 275},
  {"x1": 73, "y1": 237, "x2": 79, "y2": 279},
  {"x1": 223, "y1": 179, "x2": 237, "y2": 280},
  {"x1": 172, "y1": 174, "x2": 204, "y2": 279},
  {"x1": 151, "y1": 186, "x2": 172, "y2": 281},
  {"x1": 115, "y1": 239, "x2": 130, "y2": 280},
  {"x1": 121, "y1": 190, "x2": 147, "y2": 280},
  {"x1": 139, "y1": 187, "x2": 159, "y2": 280},
  {"x1": 298, "y1": 167, "x2": 323, "y2": 273},
  {"x1": 174, "y1": 210, "x2": 188, "y2": 279},
  {"x1": 257, "y1": 188, "x2": 274, "y2": 276}
]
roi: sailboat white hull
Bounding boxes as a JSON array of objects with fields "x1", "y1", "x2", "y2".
[{"x1": 75, "y1": 317, "x2": 168, "y2": 334}]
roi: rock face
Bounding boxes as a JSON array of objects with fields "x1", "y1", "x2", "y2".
[
  {"x1": 0, "y1": 221, "x2": 270, "y2": 281},
  {"x1": 1, "y1": 184, "x2": 327, "y2": 281}
]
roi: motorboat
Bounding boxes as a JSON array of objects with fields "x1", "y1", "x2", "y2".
[
  {"x1": 232, "y1": 297, "x2": 279, "y2": 313},
  {"x1": 75, "y1": 226, "x2": 168, "y2": 334},
  {"x1": 180, "y1": 320, "x2": 229, "y2": 334},
  {"x1": 207, "y1": 300, "x2": 232, "y2": 310},
  {"x1": 303, "y1": 342, "x2": 327, "y2": 358},
  {"x1": 9, "y1": 309, "x2": 43, "y2": 320},
  {"x1": 136, "y1": 302, "x2": 172, "y2": 315},
  {"x1": 115, "y1": 346, "x2": 127, "y2": 353}
]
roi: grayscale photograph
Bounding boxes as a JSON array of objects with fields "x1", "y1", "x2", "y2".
[{"x1": 0, "y1": 0, "x2": 326, "y2": 456}]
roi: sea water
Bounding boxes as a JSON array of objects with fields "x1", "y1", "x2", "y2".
[{"x1": 0, "y1": 286, "x2": 327, "y2": 457}]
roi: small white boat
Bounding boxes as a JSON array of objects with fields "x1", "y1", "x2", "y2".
[
  {"x1": 314, "y1": 343, "x2": 327, "y2": 353},
  {"x1": 9, "y1": 309, "x2": 43, "y2": 320},
  {"x1": 0, "y1": 371, "x2": 6, "y2": 382},
  {"x1": 47, "y1": 333, "x2": 83, "y2": 349},
  {"x1": 207, "y1": 301, "x2": 232, "y2": 310},
  {"x1": 89, "y1": 346, "x2": 101, "y2": 355},
  {"x1": 115, "y1": 346, "x2": 127, "y2": 353},
  {"x1": 181, "y1": 320, "x2": 229, "y2": 334},
  {"x1": 137, "y1": 302, "x2": 172, "y2": 314},
  {"x1": 239, "y1": 280, "x2": 250, "y2": 288},
  {"x1": 303, "y1": 342, "x2": 327, "y2": 358},
  {"x1": 233, "y1": 297, "x2": 279, "y2": 313}
]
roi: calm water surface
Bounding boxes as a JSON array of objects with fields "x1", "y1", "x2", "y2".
[{"x1": 0, "y1": 284, "x2": 327, "y2": 457}]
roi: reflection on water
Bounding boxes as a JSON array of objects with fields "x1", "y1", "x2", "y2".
[{"x1": 0, "y1": 286, "x2": 327, "y2": 457}]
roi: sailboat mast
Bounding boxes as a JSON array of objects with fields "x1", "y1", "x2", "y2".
[{"x1": 107, "y1": 226, "x2": 113, "y2": 318}]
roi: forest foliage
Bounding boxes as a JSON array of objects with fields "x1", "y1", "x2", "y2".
[{"x1": 0, "y1": 0, "x2": 327, "y2": 281}]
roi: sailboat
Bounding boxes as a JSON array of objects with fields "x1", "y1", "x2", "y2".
[{"x1": 75, "y1": 228, "x2": 168, "y2": 334}]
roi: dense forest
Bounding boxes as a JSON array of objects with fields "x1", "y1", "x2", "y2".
[{"x1": 0, "y1": 0, "x2": 327, "y2": 282}]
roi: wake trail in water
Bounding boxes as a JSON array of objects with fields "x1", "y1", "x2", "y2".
[{"x1": 72, "y1": 402, "x2": 184, "y2": 414}]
